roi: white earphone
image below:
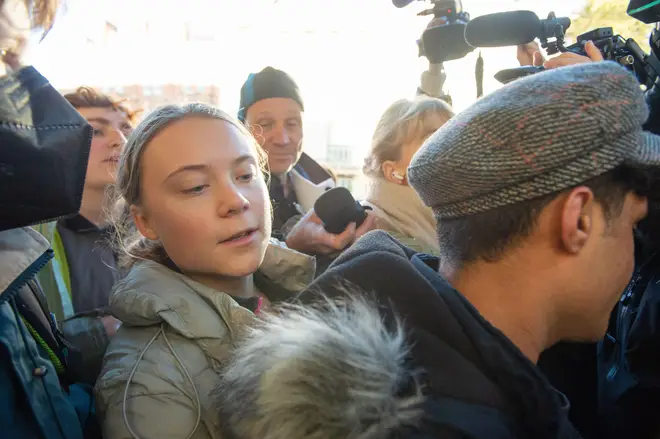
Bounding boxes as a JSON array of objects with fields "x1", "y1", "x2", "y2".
[{"x1": 392, "y1": 171, "x2": 405, "y2": 181}]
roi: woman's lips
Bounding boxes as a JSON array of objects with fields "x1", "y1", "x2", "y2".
[{"x1": 219, "y1": 229, "x2": 259, "y2": 247}]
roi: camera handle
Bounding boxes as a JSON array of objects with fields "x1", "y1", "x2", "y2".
[{"x1": 539, "y1": 12, "x2": 568, "y2": 55}]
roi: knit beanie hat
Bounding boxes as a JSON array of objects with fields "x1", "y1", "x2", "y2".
[{"x1": 238, "y1": 67, "x2": 304, "y2": 123}]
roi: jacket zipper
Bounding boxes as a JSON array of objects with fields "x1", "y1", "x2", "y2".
[
  {"x1": 606, "y1": 274, "x2": 638, "y2": 381},
  {"x1": 1, "y1": 249, "x2": 54, "y2": 301}
]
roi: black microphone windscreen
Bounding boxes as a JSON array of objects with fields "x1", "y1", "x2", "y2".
[
  {"x1": 392, "y1": 0, "x2": 415, "y2": 8},
  {"x1": 465, "y1": 10, "x2": 541, "y2": 47},
  {"x1": 314, "y1": 187, "x2": 364, "y2": 234}
]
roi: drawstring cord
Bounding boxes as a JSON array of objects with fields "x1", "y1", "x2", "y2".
[{"x1": 122, "y1": 324, "x2": 202, "y2": 439}]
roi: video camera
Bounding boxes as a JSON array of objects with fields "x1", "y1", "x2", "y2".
[
  {"x1": 394, "y1": 0, "x2": 474, "y2": 64},
  {"x1": 463, "y1": 1, "x2": 660, "y2": 88}
]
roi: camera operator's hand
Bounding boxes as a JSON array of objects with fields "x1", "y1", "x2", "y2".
[
  {"x1": 517, "y1": 41, "x2": 545, "y2": 67},
  {"x1": 285, "y1": 209, "x2": 376, "y2": 256},
  {"x1": 543, "y1": 41, "x2": 604, "y2": 69}
]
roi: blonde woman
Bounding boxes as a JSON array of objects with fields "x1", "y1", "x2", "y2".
[
  {"x1": 363, "y1": 96, "x2": 454, "y2": 255},
  {"x1": 95, "y1": 103, "x2": 315, "y2": 439}
]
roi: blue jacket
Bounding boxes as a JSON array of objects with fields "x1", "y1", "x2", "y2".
[{"x1": 0, "y1": 227, "x2": 87, "y2": 439}]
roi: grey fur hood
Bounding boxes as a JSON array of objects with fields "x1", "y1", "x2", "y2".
[{"x1": 213, "y1": 298, "x2": 424, "y2": 439}]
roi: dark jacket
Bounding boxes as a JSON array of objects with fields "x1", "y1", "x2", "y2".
[
  {"x1": 0, "y1": 228, "x2": 94, "y2": 439},
  {"x1": 598, "y1": 234, "x2": 660, "y2": 439},
  {"x1": 539, "y1": 231, "x2": 660, "y2": 439},
  {"x1": 269, "y1": 152, "x2": 334, "y2": 240},
  {"x1": 298, "y1": 231, "x2": 582, "y2": 439},
  {"x1": 0, "y1": 66, "x2": 97, "y2": 438}
]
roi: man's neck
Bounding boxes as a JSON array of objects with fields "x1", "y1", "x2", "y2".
[
  {"x1": 188, "y1": 272, "x2": 257, "y2": 299},
  {"x1": 79, "y1": 187, "x2": 109, "y2": 227},
  {"x1": 440, "y1": 256, "x2": 558, "y2": 364}
]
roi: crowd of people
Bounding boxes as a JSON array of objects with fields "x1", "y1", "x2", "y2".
[{"x1": 2, "y1": 1, "x2": 660, "y2": 439}]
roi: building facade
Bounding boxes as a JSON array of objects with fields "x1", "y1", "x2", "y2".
[
  {"x1": 322, "y1": 143, "x2": 365, "y2": 199},
  {"x1": 59, "y1": 84, "x2": 221, "y2": 118}
]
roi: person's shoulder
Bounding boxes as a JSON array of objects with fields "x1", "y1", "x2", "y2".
[
  {"x1": 313, "y1": 231, "x2": 420, "y2": 285},
  {"x1": 417, "y1": 396, "x2": 523, "y2": 439},
  {"x1": 334, "y1": 230, "x2": 417, "y2": 264},
  {"x1": 97, "y1": 324, "x2": 210, "y2": 404},
  {"x1": 297, "y1": 231, "x2": 440, "y2": 317}
]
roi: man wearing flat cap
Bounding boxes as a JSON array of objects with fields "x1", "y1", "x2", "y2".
[
  {"x1": 298, "y1": 61, "x2": 660, "y2": 438},
  {"x1": 239, "y1": 67, "x2": 375, "y2": 264}
]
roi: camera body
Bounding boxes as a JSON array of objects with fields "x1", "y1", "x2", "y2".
[
  {"x1": 495, "y1": 21, "x2": 658, "y2": 88},
  {"x1": 419, "y1": 0, "x2": 474, "y2": 63},
  {"x1": 628, "y1": 0, "x2": 660, "y2": 24},
  {"x1": 566, "y1": 28, "x2": 636, "y2": 66},
  {"x1": 395, "y1": 0, "x2": 474, "y2": 63}
]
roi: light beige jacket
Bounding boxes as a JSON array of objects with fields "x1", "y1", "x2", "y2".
[
  {"x1": 362, "y1": 178, "x2": 440, "y2": 256},
  {"x1": 95, "y1": 240, "x2": 315, "y2": 439}
]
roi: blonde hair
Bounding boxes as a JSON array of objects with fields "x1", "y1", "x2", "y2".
[
  {"x1": 363, "y1": 96, "x2": 454, "y2": 178},
  {"x1": 113, "y1": 103, "x2": 268, "y2": 268},
  {"x1": 28, "y1": 0, "x2": 59, "y2": 38}
]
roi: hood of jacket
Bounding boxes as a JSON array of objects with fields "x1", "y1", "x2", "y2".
[{"x1": 214, "y1": 297, "x2": 425, "y2": 439}]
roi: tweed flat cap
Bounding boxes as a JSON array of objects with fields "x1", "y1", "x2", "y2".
[{"x1": 408, "y1": 61, "x2": 660, "y2": 219}]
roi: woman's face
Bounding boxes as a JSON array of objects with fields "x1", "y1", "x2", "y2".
[
  {"x1": 385, "y1": 114, "x2": 449, "y2": 185},
  {"x1": 132, "y1": 117, "x2": 272, "y2": 280}
]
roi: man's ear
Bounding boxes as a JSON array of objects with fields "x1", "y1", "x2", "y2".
[
  {"x1": 560, "y1": 187, "x2": 594, "y2": 254},
  {"x1": 131, "y1": 205, "x2": 158, "y2": 241}
]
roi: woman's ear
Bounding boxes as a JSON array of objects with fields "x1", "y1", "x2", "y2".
[
  {"x1": 382, "y1": 161, "x2": 405, "y2": 184},
  {"x1": 131, "y1": 205, "x2": 158, "y2": 240}
]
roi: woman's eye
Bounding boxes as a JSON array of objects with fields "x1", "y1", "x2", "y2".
[
  {"x1": 238, "y1": 173, "x2": 255, "y2": 182},
  {"x1": 182, "y1": 185, "x2": 207, "y2": 194},
  {"x1": 121, "y1": 125, "x2": 133, "y2": 137},
  {"x1": 93, "y1": 128, "x2": 104, "y2": 136}
]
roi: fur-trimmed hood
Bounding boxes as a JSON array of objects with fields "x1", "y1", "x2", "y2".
[{"x1": 214, "y1": 298, "x2": 424, "y2": 439}]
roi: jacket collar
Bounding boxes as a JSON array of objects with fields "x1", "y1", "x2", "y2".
[
  {"x1": 363, "y1": 178, "x2": 439, "y2": 255},
  {"x1": 110, "y1": 241, "x2": 315, "y2": 362},
  {"x1": 0, "y1": 227, "x2": 50, "y2": 295},
  {"x1": 410, "y1": 253, "x2": 575, "y2": 438}
]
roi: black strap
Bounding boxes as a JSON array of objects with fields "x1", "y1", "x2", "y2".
[
  {"x1": 476, "y1": 51, "x2": 484, "y2": 99},
  {"x1": 423, "y1": 397, "x2": 519, "y2": 439}
]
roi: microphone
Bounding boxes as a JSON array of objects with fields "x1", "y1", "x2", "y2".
[
  {"x1": 392, "y1": 0, "x2": 416, "y2": 7},
  {"x1": 314, "y1": 187, "x2": 370, "y2": 234},
  {"x1": 464, "y1": 10, "x2": 571, "y2": 48}
]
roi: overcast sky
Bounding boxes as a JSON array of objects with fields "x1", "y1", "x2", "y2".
[{"x1": 26, "y1": 0, "x2": 589, "y2": 159}]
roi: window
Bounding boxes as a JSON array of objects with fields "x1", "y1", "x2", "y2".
[
  {"x1": 327, "y1": 144, "x2": 352, "y2": 165},
  {"x1": 338, "y1": 177, "x2": 353, "y2": 192}
]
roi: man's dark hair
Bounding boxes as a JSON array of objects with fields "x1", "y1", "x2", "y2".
[{"x1": 437, "y1": 164, "x2": 650, "y2": 268}]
